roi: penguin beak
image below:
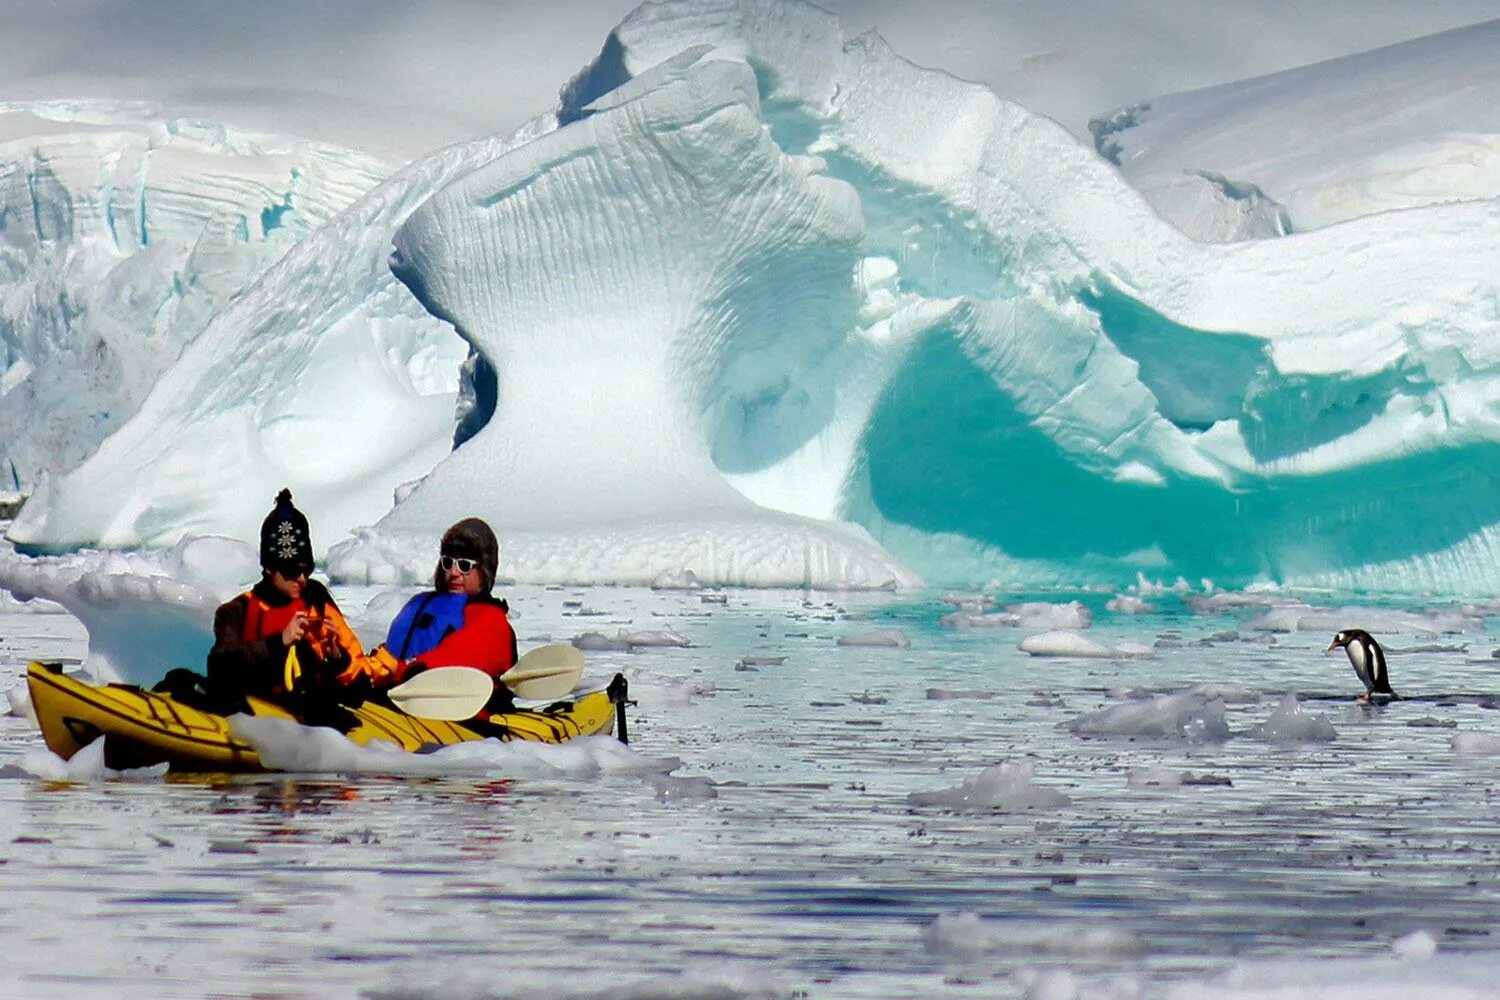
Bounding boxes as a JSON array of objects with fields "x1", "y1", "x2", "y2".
[{"x1": 1326, "y1": 639, "x2": 1343, "y2": 652}]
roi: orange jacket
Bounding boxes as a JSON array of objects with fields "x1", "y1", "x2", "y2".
[{"x1": 208, "y1": 578, "x2": 364, "y2": 701}]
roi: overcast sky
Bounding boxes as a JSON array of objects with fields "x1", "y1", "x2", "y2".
[{"x1": 1, "y1": 1, "x2": 1495, "y2": 162}]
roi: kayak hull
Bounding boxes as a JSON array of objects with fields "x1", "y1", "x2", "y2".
[{"x1": 26, "y1": 661, "x2": 623, "y2": 773}]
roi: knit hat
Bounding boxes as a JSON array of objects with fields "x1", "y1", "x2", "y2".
[
  {"x1": 260, "y1": 488, "x2": 314, "y2": 574},
  {"x1": 435, "y1": 517, "x2": 499, "y2": 595}
]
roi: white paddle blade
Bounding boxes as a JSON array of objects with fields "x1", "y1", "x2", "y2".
[
  {"x1": 503, "y1": 644, "x2": 585, "y2": 700},
  {"x1": 387, "y1": 666, "x2": 494, "y2": 721}
]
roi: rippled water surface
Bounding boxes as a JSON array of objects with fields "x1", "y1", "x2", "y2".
[{"x1": 4, "y1": 585, "x2": 1500, "y2": 998}]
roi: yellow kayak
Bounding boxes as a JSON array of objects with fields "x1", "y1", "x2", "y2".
[{"x1": 26, "y1": 660, "x2": 628, "y2": 773}]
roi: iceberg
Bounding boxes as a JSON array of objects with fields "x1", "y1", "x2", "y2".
[{"x1": 6, "y1": 0, "x2": 1500, "y2": 595}]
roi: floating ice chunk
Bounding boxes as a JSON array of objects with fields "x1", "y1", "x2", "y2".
[
  {"x1": 944, "y1": 601, "x2": 1094, "y2": 632},
  {"x1": 940, "y1": 610, "x2": 1015, "y2": 630},
  {"x1": 14, "y1": 737, "x2": 165, "y2": 782},
  {"x1": 1184, "y1": 682, "x2": 1261, "y2": 704},
  {"x1": 1240, "y1": 603, "x2": 1317, "y2": 632},
  {"x1": 1393, "y1": 930, "x2": 1439, "y2": 960},
  {"x1": 907, "y1": 760, "x2": 1070, "y2": 811},
  {"x1": 650, "y1": 569, "x2": 701, "y2": 590},
  {"x1": 1067, "y1": 690, "x2": 1231, "y2": 740},
  {"x1": 626, "y1": 671, "x2": 717, "y2": 708},
  {"x1": 230, "y1": 715, "x2": 677, "y2": 777},
  {"x1": 922, "y1": 910, "x2": 1145, "y2": 960},
  {"x1": 939, "y1": 592, "x2": 994, "y2": 613},
  {"x1": 1009, "y1": 601, "x2": 1091, "y2": 631},
  {"x1": 1106, "y1": 595, "x2": 1154, "y2": 614},
  {"x1": 572, "y1": 629, "x2": 691, "y2": 651},
  {"x1": 837, "y1": 629, "x2": 910, "y2": 648},
  {"x1": 648, "y1": 774, "x2": 719, "y2": 801},
  {"x1": 1135, "y1": 575, "x2": 1198, "y2": 597},
  {"x1": 1244, "y1": 604, "x2": 1478, "y2": 635},
  {"x1": 921, "y1": 910, "x2": 992, "y2": 957},
  {"x1": 1395, "y1": 642, "x2": 1467, "y2": 654},
  {"x1": 1017, "y1": 969, "x2": 1082, "y2": 1000},
  {"x1": 617, "y1": 628, "x2": 693, "y2": 648},
  {"x1": 927, "y1": 688, "x2": 997, "y2": 701},
  {"x1": 1187, "y1": 591, "x2": 1287, "y2": 614},
  {"x1": 1128, "y1": 766, "x2": 1185, "y2": 788},
  {"x1": 17, "y1": 738, "x2": 107, "y2": 781},
  {"x1": 1107, "y1": 685, "x2": 1152, "y2": 700},
  {"x1": 737, "y1": 656, "x2": 786, "y2": 667},
  {"x1": 1128, "y1": 766, "x2": 1232, "y2": 788},
  {"x1": 1020, "y1": 631, "x2": 1108, "y2": 656},
  {"x1": 556, "y1": 966, "x2": 791, "y2": 1000},
  {"x1": 572, "y1": 632, "x2": 635, "y2": 652},
  {"x1": 1250, "y1": 694, "x2": 1337, "y2": 743},
  {"x1": 3, "y1": 682, "x2": 37, "y2": 726},
  {"x1": 1019, "y1": 630, "x2": 1153, "y2": 658},
  {"x1": 1167, "y1": 948, "x2": 1500, "y2": 998},
  {"x1": 1451, "y1": 731, "x2": 1500, "y2": 754},
  {"x1": 0, "y1": 546, "x2": 220, "y2": 686}
]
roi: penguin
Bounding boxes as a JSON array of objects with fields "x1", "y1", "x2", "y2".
[{"x1": 1327, "y1": 629, "x2": 1396, "y2": 701}]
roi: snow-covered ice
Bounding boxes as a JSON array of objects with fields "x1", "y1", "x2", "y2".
[
  {"x1": 1099, "y1": 20, "x2": 1500, "y2": 239},
  {"x1": 3, "y1": 0, "x2": 1500, "y2": 595}
]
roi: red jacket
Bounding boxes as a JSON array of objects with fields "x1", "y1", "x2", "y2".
[{"x1": 409, "y1": 598, "x2": 516, "y2": 678}]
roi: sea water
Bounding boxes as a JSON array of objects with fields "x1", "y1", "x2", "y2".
[{"x1": 3, "y1": 584, "x2": 1500, "y2": 999}]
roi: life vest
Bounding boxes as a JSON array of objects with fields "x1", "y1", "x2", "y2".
[
  {"x1": 387, "y1": 591, "x2": 469, "y2": 660},
  {"x1": 235, "y1": 581, "x2": 360, "y2": 700},
  {"x1": 240, "y1": 584, "x2": 343, "y2": 662}
]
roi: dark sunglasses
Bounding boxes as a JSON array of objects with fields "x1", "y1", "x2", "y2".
[{"x1": 439, "y1": 555, "x2": 478, "y2": 573}]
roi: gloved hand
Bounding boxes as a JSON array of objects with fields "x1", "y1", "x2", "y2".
[{"x1": 336, "y1": 644, "x2": 404, "y2": 687}]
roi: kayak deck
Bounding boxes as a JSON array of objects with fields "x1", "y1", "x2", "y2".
[{"x1": 26, "y1": 661, "x2": 625, "y2": 773}]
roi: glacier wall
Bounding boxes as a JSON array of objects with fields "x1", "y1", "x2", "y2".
[
  {"x1": 0, "y1": 102, "x2": 389, "y2": 491},
  {"x1": 8, "y1": 0, "x2": 1500, "y2": 595},
  {"x1": 2, "y1": 117, "x2": 509, "y2": 557}
]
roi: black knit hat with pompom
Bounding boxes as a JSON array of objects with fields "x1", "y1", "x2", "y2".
[{"x1": 260, "y1": 488, "x2": 314, "y2": 574}]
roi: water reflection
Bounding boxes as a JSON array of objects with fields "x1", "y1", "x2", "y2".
[{"x1": 3, "y1": 585, "x2": 1500, "y2": 997}]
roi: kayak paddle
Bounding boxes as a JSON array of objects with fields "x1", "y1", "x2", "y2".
[
  {"x1": 502, "y1": 643, "x2": 586, "y2": 700},
  {"x1": 385, "y1": 666, "x2": 493, "y2": 720},
  {"x1": 385, "y1": 643, "x2": 586, "y2": 720}
]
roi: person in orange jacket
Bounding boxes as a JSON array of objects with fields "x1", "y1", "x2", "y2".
[
  {"x1": 365, "y1": 517, "x2": 517, "y2": 717},
  {"x1": 206, "y1": 488, "x2": 390, "y2": 709}
]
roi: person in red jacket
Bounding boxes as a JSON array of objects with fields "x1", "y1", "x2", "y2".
[
  {"x1": 207, "y1": 488, "x2": 383, "y2": 712},
  {"x1": 368, "y1": 517, "x2": 517, "y2": 718}
]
